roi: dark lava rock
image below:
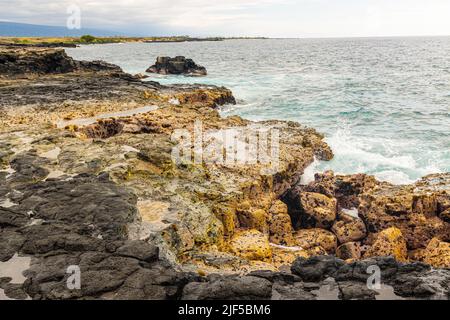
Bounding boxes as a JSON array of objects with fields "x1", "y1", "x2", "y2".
[
  {"x1": 0, "y1": 230, "x2": 25, "y2": 261},
  {"x1": 248, "y1": 270, "x2": 301, "y2": 284},
  {"x1": 146, "y1": 56, "x2": 207, "y2": 76},
  {"x1": 181, "y1": 276, "x2": 272, "y2": 300},
  {"x1": 115, "y1": 241, "x2": 159, "y2": 262},
  {"x1": 77, "y1": 60, "x2": 122, "y2": 73},
  {"x1": 291, "y1": 255, "x2": 345, "y2": 282},
  {"x1": 337, "y1": 281, "x2": 377, "y2": 300},
  {"x1": 0, "y1": 277, "x2": 12, "y2": 287},
  {"x1": 0, "y1": 47, "x2": 123, "y2": 78},
  {"x1": 271, "y1": 282, "x2": 316, "y2": 300},
  {"x1": 0, "y1": 207, "x2": 29, "y2": 228},
  {"x1": 9, "y1": 152, "x2": 50, "y2": 185},
  {"x1": 334, "y1": 256, "x2": 400, "y2": 282},
  {"x1": 15, "y1": 173, "x2": 137, "y2": 241},
  {"x1": 0, "y1": 47, "x2": 77, "y2": 76},
  {"x1": 2, "y1": 283, "x2": 29, "y2": 300}
]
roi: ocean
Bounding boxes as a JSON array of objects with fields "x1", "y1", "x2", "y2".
[{"x1": 66, "y1": 37, "x2": 450, "y2": 185}]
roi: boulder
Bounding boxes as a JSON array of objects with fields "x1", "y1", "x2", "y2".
[
  {"x1": 364, "y1": 227, "x2": 408, "y2": 262},
  {"x1": 291, "y1": 255, "x2": 345, "y2": 282},
  {"x1": 358, "y1": 175, "x2": 450, "y2": 250},
  {"x1": 229, "y1": 229, "x2": 272, "y2": 261},
  {"x1": 146, "y1": 56, "x2": 207, "y2": 76},
  {"x1": 337, "y1": 281, "x2": 377, "y2": 300},
  {"x1": 301, "y1": 170, "x2": 336, "y2": 198},
  {"x1": 336, "y1": 242, "x2": 361, "y2": 261},
  {"x1": 268, "y1": 200, "x2": 294, "y2": 245},
  {"x1": 298, "y1": 192, "x2": 337, "y2": 229},
  {"x1": 401, "y1": 213, "x2": 449, "y2": 250},
  {"x1": 271, "y1": 282, "x2": 316, "y2": 300},
  {"x1": 334, "y1": 173, "x2": 379, "y2": 208},
  {"x1": 423, "y1": 238, "x2": 450, "y2": 268},
  {"x1": 331, "y1": 213, "x2": 367, "y2": 244},
  {"x1": 293, "y1": 228, "x2": 337, "y2": 254},
  {"x1": 181, "y1": 276, "x2": 272, "y2": 300}
]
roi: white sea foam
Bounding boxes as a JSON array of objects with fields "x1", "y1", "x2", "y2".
[
  {"x1": 320, "y1": 124, "x2": 444, "y2": 185},
  {"x1": 300, "y1": 157, "x2": 320, "y2": 185}
]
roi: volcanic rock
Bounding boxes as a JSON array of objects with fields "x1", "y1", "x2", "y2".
[
  {"x1": 293, "y1": 228, "x2": 337, "y2": 254},
  {"x1": 146, "y1": 56, "x2": 207, "y2": 76},
  {"x1": 331, "y1": 213, "x2": 367, "y2": 244},
  {"x1": 229, "y1": 229, "x2": 272, "y2": 261},
  {"x1": 364, "y1": 227, "x2": 408, "y2": 262},
  {"x1": 297, "y1": 192, "x2": 337, "y2": 229}
]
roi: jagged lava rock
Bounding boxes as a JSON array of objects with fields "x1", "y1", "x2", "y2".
[
  {"x1": 182, "y1": 275, "x2": 272, "y2": 300},
  {"x1": 293, "y1": 228, "x2": 337, "y2": 254},
  {"x1": 268, "y1": 200, "x2": 295, "y2": 245},
  {"x1": 331, "y1": 213, "x2": 367, "y2": 244},
  {"x1": 423, "y1": 238, "x2": 450, "y2": 268},
  {"x1": 358, "y1": 173, "x2": 450, "y2": 249},
  {"x1": 146, "y1": 56, "x2": 207, "y2": 76},
  {"x1": 0, "y1": 47, "x2": 121, "y2": 78},
  {"x1": 336, "y1": 242, "x2": 362, "y2": 261},
  {"x1": 364, "y1": 227, "x2": 408, "y2": 262},
  {"x1": 291, "y1": 255, "x2": 345, "y2": 281},
  {"x1": 298, "y1": 192, "x2": 337, "y2": 229}
]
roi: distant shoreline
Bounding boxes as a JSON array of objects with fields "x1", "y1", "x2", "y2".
[
  {"x1": 1, "y1": 34, "x2": 449, "y2": 49},
  {"x1": 0, "y1": 35, "x2": 268, "y2": 48}
]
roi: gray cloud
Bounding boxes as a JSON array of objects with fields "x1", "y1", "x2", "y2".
[
  {"x1": 1, "y1": 0, "x2": 449, "y2": 37},
  {"x1": 0, "y1": 0, "x2": 289, "y2": 35}
]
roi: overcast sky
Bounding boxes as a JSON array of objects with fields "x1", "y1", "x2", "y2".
[{"x1": 1, "y1": 0, "x2": 450, "y2": 37}]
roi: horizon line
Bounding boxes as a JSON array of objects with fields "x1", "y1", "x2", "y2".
[{"x1": 1, "y1": 20, "x2": 450, "y2": 40}]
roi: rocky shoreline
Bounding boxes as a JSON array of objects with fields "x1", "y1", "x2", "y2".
[{"x1": 0, "y1": 46, "x2": 449, "y2": 300}]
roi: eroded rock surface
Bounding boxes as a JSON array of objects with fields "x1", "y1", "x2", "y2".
[
  {"x1": 146, "y1": 56, "x2": 207, "y2": 76},
  {"x1": 283, "y1": 171, "x2": 450, "y2": 268}
]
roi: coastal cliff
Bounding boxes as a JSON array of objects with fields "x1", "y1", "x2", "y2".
[{"x1": 0, "y1": 47, "x2": 449, "y2": 300}]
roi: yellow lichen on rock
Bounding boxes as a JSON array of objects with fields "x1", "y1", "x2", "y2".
[
  {"x1": 331, "y1": 214, "x2": 367, "y2": 244},
  {"x1": 293, "y1": 228, "x2": 337, "y2": 254},
  {"x1": 237, "y1": 208, "x2": 269, "y2": 234},
  {"x1": 268, "y1": 200, "x2": 295, "y2": 246},
  {"x1": 299, "y1": 192, "x2": 337, "y2": 228},
  {"x1": 213, "y1": 205, "x2": 238, "y2": 237},
  {"x1": 271, "y1": 245, "x2": 309, "y2": 268},
  {"x1": 229, "y1": 229, "x2": 272, "y2": 261},
  {"x1": 364, "y1": 227, "x2": 408, "y2": 262},
  {"x1": 423, "y1": 238, "x2": 450, "y2": 268}
]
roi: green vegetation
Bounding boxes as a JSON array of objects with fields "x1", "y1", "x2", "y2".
[
  {"x1": 79, "y1": 35, "x2": 125, "y2": 44},
  {"x1": 79, "y1": 34, "x2": 96, "y2": 43}
]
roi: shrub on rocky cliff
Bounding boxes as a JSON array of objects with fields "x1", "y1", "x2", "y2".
[{"x1": 79, "y1": 34, "x2": 97, "y2": 43}]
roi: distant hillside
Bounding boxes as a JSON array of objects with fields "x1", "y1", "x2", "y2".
[{"x1": 0, "y1": 21, "x2": 123, "y2": 37}]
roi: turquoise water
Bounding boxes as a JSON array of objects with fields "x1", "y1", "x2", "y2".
[{"x1": 66, "y1": 38, "x2": 450, "y2": 184}]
